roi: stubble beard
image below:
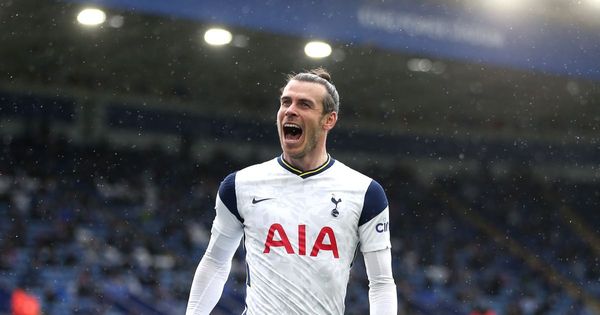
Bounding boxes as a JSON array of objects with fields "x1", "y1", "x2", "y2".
[{"x1": 278, "y1": 114, "x2": 326, "y2": 161}]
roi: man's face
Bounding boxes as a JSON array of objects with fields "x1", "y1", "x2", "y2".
[{"x1": 277, "y1": 80, "x2": 335, "y2": 160}]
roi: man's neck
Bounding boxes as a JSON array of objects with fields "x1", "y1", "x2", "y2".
[{"x1": 283, "y1": 151, "x2": 329, "y2": 172}]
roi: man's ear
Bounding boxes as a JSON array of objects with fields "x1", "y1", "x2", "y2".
[{"x1": 323, "y1": 111, "x2": 338, "y2": 131}]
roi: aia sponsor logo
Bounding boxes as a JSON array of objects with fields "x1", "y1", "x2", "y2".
[{"x1": 263, "y1": 223, "x2": 339, "y2": 258}]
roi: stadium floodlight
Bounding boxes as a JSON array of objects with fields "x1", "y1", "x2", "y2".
[
  {"x1": 407, "y1": 58, "x2": 433, "y2": 72},
  {"x1": 304, "y1": 41, "x2": 332, "y2": 58},
  {"x1": 204, "y1": 28, "x2": 233, "y2": 46},
  {"x1": 587, "y1": 0, "x2": 600, "y2": 8},
  {"x1": 484, "y1": 0, "x2": 523, "y2": 12},
  {"x1": 77, "y1": 8, "x2": 106, "y2": 26}
]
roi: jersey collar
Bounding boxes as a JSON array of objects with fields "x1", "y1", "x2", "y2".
[{"x1": 277, "y1": 154, "x2": 335, "y2": 179}]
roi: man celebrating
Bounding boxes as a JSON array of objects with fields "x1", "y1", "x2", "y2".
[{"x1": 186, "y1": 68, "x2": 397, "y2": 314}]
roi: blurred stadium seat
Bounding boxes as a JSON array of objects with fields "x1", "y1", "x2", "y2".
[
  {"x1": 0, "y1": 0, "x2": 599, "y2": 314},
  {"x1": 0, "y1": 99, "x2": 598, "y2": 314}
]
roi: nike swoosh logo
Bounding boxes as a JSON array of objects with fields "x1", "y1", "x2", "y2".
[{"x1": 252, "y1": 197, "x2": 273, "y2": 204}]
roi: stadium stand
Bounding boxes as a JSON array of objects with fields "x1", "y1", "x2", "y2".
[
  {"x1": 0, "y1": 90, "x2": 598, "y2": 314},
  {"x1": 1, "y1": 0, "x2": 599, "y2": 313}
]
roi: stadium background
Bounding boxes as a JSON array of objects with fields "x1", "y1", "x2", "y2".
[{"x1": 0, "y1": 0, "x2": 599, "y2": 314}]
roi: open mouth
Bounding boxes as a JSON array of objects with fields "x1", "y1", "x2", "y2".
[{"x1": 283, "y1": 123, "x2": 303, "y2": 141}]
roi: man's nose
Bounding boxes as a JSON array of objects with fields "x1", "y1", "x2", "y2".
[{"x1": 285, "y1": 102, "x2": 299, "y2": 116}]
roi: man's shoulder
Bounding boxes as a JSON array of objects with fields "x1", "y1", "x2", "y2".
[
  {"x1": 235, "y1": 157, "x2": 280, "y2": 178},
  {"x1": 330, "y1": 159, "x2": 373, "y2": 182}
]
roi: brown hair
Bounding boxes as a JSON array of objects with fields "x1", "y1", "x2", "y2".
[{"x1": 284, "y1": 67, "x2": 340, "y2": 114}]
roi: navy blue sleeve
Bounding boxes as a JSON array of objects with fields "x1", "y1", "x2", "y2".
[
  {"x1": 358, "y1": 180, "x2": 389, "y2": 226},
  {"x1": 218, "y1": 172, "x2": 243, "y2": 223}
]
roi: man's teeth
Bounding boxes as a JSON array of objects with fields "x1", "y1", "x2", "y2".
[{"x1": 283, "y1": 123, "x2": 301, "y2": 138}]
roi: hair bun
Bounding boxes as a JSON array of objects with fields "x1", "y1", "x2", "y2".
[{"x1": 309, "y1": 67, "x2": 332, "y2": 83}]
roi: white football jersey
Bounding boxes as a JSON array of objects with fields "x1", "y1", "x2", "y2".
[{"x1": 212, "y1": 155, "x2": 392, "y2": 315}]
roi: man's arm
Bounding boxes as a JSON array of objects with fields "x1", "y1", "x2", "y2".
[
  {"x1": 363, "y1": 248, "x2": 398, "y2": 315},
  {"x1": 357, "y1": 180, "x2": 397, "y2": 314},
  {"x1": 186, "y1": 174, "x2": 244, "y2": 315},
  {"x1": 185, "y1": 226, "x2": 242, "y2": 314}
]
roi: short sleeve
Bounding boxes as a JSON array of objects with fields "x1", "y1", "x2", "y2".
[
  {"x1": 358, "y1": 180, "x2": 392, "y2": 253},
  {"x1": 213, "y1": 172, "x2": 244, "y2": 237},
  {"x1": 359, "y1": 180, "x2": 388, "y2": 226}
]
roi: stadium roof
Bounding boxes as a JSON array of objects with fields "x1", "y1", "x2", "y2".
[{"x1": 0, "y1": 0, "x2": 599, "y2": 142}]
